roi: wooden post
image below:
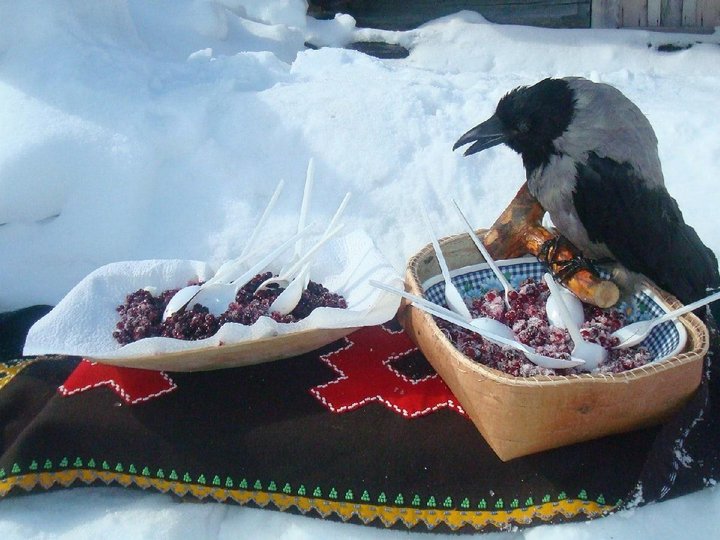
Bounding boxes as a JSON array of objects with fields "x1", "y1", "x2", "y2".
[
  {"x1": 591, "y1": 0, "x2": 623, "y2": 26},
  {"x1": 483, "y1": 183, "x2": 620, "y2": 308},
  {"x1": 649, "y1": 0, "x2": 662, "y2": 25},
  {"x1": 621, "y1": 0, "x2": 649, "y2": 26},
  {"x1": 661, "y1": 0, "x2": 683, "y2": 26}
]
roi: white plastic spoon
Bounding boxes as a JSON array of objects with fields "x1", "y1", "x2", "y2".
[
  {"x1": 282, "y1": 157, "x2": 315, "y2": 273},
  {"x1": 369, "y1": 280, "x2": 585, "y2": 370},
  {"x1": 163, "y1": 179, "x2": 285, "y2": 320},
  {"x1": 422, "y1": 200, "x2": 515, "y2": 339},
  {"x1": 612, "y1": 289, "x2": 720, "y2": 349},
  {"x1": 452, "y1": 199, "x2": 585, "y2": 330},
  {"x1": 452, "y1": 199, "x2": 514, "y2": 309},
  {"x1": 255, "y1": 191, "x2": 350, "y2": 293},
  {"x1": 162, "y1": 284, "x2": 204, "y2": 321},
  {"x1": 269, "y1": 262, "x2": 311, "y2": 316},
  {"x1": 420, "y1": 202, "x2": 472, "y2": 320},
  {"x1": 323, "y1": 192, "x2": 351, "y2": 239},
  {"x1": 212, "y1": 178, "x2": 286, "y2": 283},
  {"x1": 416, "y1": 301, "x2": 586, "y2": 370},
  {"x1": 467, "y1": 315, "x2": 517, "y2": 340},
  {"x1": 259, "y1": 224, "x2": 344, "y2": 315},
  {"x1": 268, "y1": 190, "x2": 352, "y2": 315},
  {"x1": 366, "y1": 281, "x2": 510, "y2": 338},
  {"x1": 545, "y1": 283, "x2": 585, "y2": 330},
  {"x1": 256, "y1": 214, "x2": 347, "y2": 292},
  {"x1": 188, "y1": 225, "x2": 314, "y2": 316},
  {"x1": 543, "y1": 273, "x2": 607, "y2": 370}
]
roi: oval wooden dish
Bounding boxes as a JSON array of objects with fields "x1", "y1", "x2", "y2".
[
  {"x1": 88, "y1": 325, "x2": 359, "y2": 372},
  {"x1": 400, "y1": 230, "x2": 709, "y2": 461}
]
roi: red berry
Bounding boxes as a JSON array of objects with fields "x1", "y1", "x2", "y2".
[{"x1": 114, "y1": 273, "x2": 347, "y2": 345}]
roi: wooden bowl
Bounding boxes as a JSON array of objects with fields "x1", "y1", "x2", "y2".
[
  {"x1": 401, "y1": 231, "x2": 709, "y2": 461},
  {"x1": 87, "y1": 326, "x2": 358, "y2": 372}
]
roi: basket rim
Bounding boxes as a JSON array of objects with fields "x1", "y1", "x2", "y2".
[{"x1": 405, "y1": 230, "x2": 710, "y2": 388}]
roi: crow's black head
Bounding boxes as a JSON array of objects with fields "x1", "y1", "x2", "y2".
[{"x1": 454, "y1": 78, "x2": 575, "y2": 172}]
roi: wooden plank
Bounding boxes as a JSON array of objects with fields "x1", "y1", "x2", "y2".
[
  {"x1": 591, "y1": 0, "x2": 622, "y2": 27},
  {"x1": 648, "y1": 0, "x2": 662, "y2": 25},
  {"x1": 661, "y1": 0, "x2": 683, "y2": 26},
  {"x1": 697, "y1": 0, "x2": 720, "y2": 26},
  {"x1": 683, "y1": 0, "x2": 698, "y2": 26},
  {"x1": 621, "y1": 0, "x2": 649, "y2": 26}
]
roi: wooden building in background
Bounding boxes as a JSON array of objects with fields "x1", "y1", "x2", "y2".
[
  {"x1": 593, "y1": 0, "x2": 720, "y2": 30},
  {"x1": 308, "y1": 0, "x2": 720, "y2": 32}
]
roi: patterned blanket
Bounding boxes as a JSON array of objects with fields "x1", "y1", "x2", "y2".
[{"x1": 1, "y1": 306, "x2": 718, "y2": 532}]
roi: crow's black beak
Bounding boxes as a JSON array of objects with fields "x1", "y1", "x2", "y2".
[{"x1": 452, "y1": 114, "x2": 507, "y2": 156}]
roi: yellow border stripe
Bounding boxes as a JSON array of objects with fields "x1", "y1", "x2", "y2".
[
  {"x1": 0, "y1": 470, "x2": 616, "y2": 531},
  {"x1": 0, "y1": 359, "x2": 36, "y2": 391}
]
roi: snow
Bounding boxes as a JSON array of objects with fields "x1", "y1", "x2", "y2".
[
  {"x1": 1, "y1": 485, "x2": 720, "y2": 539},
  {"x1": 1, "y1": 0, "x2": 720, "y2": 537}
]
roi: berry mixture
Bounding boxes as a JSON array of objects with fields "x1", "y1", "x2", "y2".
[
  {"x1": 113, "y1": 272, "x2": 347, "y2": 345},
  {"x1": 435, "y1": 278, "x2": 653, "y2": 377}
]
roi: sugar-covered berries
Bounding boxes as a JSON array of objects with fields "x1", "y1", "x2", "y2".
[
  {"x1": 113, "y1": 273, "x2": 347, "y2": 345},
  {"x1": 113, "y1": 288, "x2": 169, "y2": 344},
  {"x1": 436, "y1": 277, "x2": 652, "y2": 376}
]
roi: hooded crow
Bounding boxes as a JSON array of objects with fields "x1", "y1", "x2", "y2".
[{"x1": 454, "y1": 77, "x2": 719, "y2": 317}]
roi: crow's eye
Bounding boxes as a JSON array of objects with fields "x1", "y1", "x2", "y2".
[{"x1": 517, "y1": 121, "x2": 529, "y2": 134}]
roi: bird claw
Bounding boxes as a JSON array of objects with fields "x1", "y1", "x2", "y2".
[{"x1": 538, "y1": 236, "x2": 602, "y2": 285}]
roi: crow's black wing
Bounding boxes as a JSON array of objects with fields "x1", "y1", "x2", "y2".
[{"x1": 572, "y1": 152, "x2": 719, "y2": 304}]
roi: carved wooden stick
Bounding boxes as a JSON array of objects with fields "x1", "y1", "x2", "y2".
[{"x1": 483, "y1": 183, "x2": 620, "y2": 308}]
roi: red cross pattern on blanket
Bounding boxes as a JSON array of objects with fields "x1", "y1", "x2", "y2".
[
  {"x1": 59, "y1": 360, "x2": 177, "y2": 405},
  {"x1": 311, "y1": 324, "x2": 465, "y2": 418},
  {"x1": 57, "y1": 324, "x2": 464, "y2": 416}
]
